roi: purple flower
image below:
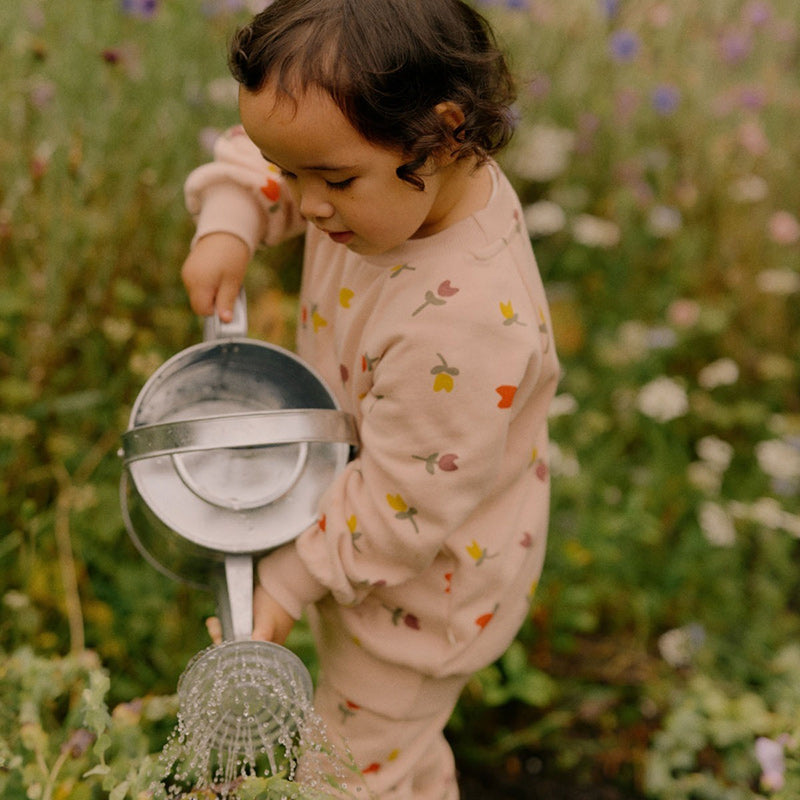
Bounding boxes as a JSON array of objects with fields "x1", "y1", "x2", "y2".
[
  {"x1": 652, "y1": 85, "x2": 681, "y2": 115},
  {"x1": 599, "y1": 0, "x2": 619, "y2": 19},
  {"x1": 121, "y1": 0, "x2": 157, "y2": 17},
  {"x1": 610, "y1": 30, "x2": 640, "y2": 61},
  {"x1": 742, "y1": 0, "x2": 772, "y2": 27},
  {"x1": 719, "y1": 30, "x2": 752, "y2": 64}
]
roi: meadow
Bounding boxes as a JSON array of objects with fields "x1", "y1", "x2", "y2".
[{"x1": 2, "y1": 0, "x2": 800, "y2": 797}]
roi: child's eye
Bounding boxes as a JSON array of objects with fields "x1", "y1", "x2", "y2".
[
  {"x1": 279, "y1": 169, "x2": 297, "y2": 181},
  {"x1": 326, "y1": 177, "x2": 355, "y2": 191}
]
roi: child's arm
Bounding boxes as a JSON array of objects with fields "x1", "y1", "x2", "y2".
[{"x1": 182, "y1": 125, "x2": 306, "y2": 321}]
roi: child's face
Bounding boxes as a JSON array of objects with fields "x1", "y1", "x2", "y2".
[{"x1": 239, "y1": 82, "x2": 455, "y2": 256}]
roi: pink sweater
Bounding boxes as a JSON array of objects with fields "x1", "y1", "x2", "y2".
[{"x1": 186, "y1": 127, "x2": 559, "y2": 677}]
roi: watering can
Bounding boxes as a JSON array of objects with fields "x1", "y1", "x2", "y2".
[{"x1": 119, "y1": 291, "x2": 357, "y2": 756}]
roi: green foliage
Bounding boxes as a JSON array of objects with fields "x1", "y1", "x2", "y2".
[{"x1": 2, "y1": 0, "x2": 800, "y2": 797}]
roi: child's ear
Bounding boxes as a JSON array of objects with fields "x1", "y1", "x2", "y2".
[{"x1": 433, "y1": 101, "x2": 466, "y2": 158}]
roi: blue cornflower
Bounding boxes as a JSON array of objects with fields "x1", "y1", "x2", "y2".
[
  {"x1": 600, "y1": 0, "x2": 619, "y2": 19},
  {"x1": 122, "y1": 0, "x2": 157, "y2": 17},
  {"x1": 652, "y1": 85, "x2": 681, "y2": 115},
  {"x1": 609, "y1": 30, "x2": 640, "y2": 62}
]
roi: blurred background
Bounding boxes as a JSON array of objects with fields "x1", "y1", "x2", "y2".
[{"x1": 1, "y1": 0, "x2": 799, "y2": 797}]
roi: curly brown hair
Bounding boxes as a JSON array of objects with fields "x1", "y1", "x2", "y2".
[{"x1": 228, "y1": 0, "x2": 517, "y2": 189}]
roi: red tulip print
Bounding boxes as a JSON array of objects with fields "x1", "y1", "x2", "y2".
[{"x1": 496, "y1": 385, "x2": 517, "y2": 408}]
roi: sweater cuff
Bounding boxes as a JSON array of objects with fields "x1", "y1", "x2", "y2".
[
  {"x1": 256, "y1": 543, "x2": 329, "y2": 620},
  {"x1": 191, "y1": 183, "x2": 264, "y2": 254}
]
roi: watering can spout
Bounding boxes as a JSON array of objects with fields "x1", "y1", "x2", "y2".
[{"x1": 214, "y1": 554, "x2": 254, "y2": 641}]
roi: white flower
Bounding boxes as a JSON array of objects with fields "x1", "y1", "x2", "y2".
[
  {"x1": 755, "y1": 439, "x2": 800, "y2": 482},
  {"x1": 699, "y1": 501, "x2": 737, "y2": 546},
  {"x1": 687, "y1": 462, "x2": 723, "y2": 494},
  {"x1": 524, "y1": 200, "x2": 567, "y2": 236},
  {"x1": 548, "y1": 393, "x2": 579, "y2": 418},
  {"x1": 698, "y1": 358, "x2": 739, "y2": 389},
  {"x1": 647, "y1": 205, "x2": 682, "y2": 237},
  {"x1": 728, "y1": 174, "x2": 768, "y2": 203},
  {"x1": 755, "y1": 736, "x2": 788, "y2": 792},
  {"x1": 696, "y1": 436, "x2": 734, "y2": 472},
  {"x1": 509, "y1": 124, "x2": 575, "y2": 182},
  {"x1": 548, "y1": 442, "x2": 580, "y2": 477},
  {"x1": 571, "y1": 214, "x2": 621, "y2": 248},
  {"x1": 756, "y1": 268, "x2": 800, "y2": 295},
  {"x1": 636, "y1": 376, "x2": 688, "y2": 422},
  {"x1": 657, "y1": 623, "x2": 705, "y2": 667}
]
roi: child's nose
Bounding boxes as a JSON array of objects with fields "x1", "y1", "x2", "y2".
[{"x1": 299, "y1": 189, "x2": 335, "y2": 221}]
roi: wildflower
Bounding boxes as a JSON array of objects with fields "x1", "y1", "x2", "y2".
[
  {"x1": 699, "y1": 501, "x2": 737, "y2": 547},
  {"x1": 756, "y1": 268, "x2": 800, "y2": 295},
  {"x1": 121, "y1": 0, "x2": 157, "y2": 17},
  {"x1": 719, "y1": 30, "x2": 752, "y2": 64},
  {"x1": 755, "y1": 736, "x2": 789, "y2": 792},
  {"x1": 755, "y1": 439, "x2": 800, "y2": 483},
  {"x1": 599, "y1": 0, "x2": 619, "y2": 19},
  {"x1": 657, "y1": 623, "x2": 705, "y2": 667},
  {"x1": 698, "y1": 358, "x2": 739, "y2": 390},
  {"x1": 652, "y1": 85, "x2": 680, "y2": 115},
  {"x1": 647, "y1": 205, "x2": 682, "y2": 238},
  {"x1": 742, "y1": 0, "x2": 772, "y2": 27},
  {"x1": 667, "y1": 298, "x2": 701, "y2": 329},
  {"x1": 768, "y1": 211, "x2": 800, "y2": 245},
  {"x1": 571, "y1": 214, "x2": 620, "y2": 248},
  {"x1": 728, "y1": 174, "x2": 768, "y2": 203},
  {"x1": 523, "y1": 200, "x2": 566, "y2": 237},
  {"x1": 548, "y1": 394, "x2": 578, "y2": 418},
  {"x1": 609, "y1": 30, "x2": 640, "y2": 61},
  {"x1": 29, "y1": 80, "x2": 56, "y2": 110},
  {"x1": 696, "y1": 436, "x2": 734, "y2": 473},
  {"x1": 508, "y1": 124, "x2": 575, "y2": 182},
  {"x1": 737, "y1": 119, "x2": 769, "y2": 156},
  {"x1": 636, "y1": 376, "x2": 688, "y2": 422}
]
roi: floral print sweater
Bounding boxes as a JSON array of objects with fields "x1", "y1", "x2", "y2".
[{"x1": 185, "y1": 127, "x2": 559, "y2": 677}]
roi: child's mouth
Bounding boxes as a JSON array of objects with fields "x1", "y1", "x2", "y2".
[{"x1": 327, "y1": 230, "x2": 354, "y2": 245}]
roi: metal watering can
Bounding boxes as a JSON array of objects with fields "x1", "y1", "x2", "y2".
[{"x1": 119, "y1": 292, "x2": 357, "y2": 759}]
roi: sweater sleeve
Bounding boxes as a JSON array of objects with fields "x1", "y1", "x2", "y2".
[
  {"x1": 184, "y1": 125, "x2": 307, "y2": 253},
  {"x1": 258, "y1": 255, "x2": 551, "y2": 615}
]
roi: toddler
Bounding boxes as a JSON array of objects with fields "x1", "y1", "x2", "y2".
[{"x1": 181, "y1": 1, "x2": 559, "y2": 797}]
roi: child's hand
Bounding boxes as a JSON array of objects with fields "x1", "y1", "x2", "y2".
[
  {"x1": 252, "y1": 582, "x2": 295, "y2": 645},
  {"x1": 181, "y1": 232, "x2": 250, "y2": 323}
]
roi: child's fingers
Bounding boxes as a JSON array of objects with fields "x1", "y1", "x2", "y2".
[
  {"x1": 215, "y1": 278, "x2": 242, "y2": 324},
  {"x1": 205, "y1": 616, "x2": 223, "y2": 644}
]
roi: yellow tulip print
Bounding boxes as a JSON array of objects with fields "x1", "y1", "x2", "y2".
[
  {"x1": 339, "y1": 287, "x2": 354, "y2": 308},
  {"x1": 430, "y1": 353, "x2": 459, "y2": 393},
  {"x1": 500, "y1": 300, "x2": 526, "y2": 326},
  {"x1": 387, "y1": 493, "x2": 419, "y2": 532}
]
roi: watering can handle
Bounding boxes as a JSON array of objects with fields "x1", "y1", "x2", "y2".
[
  {"x1": 203, "y1": 288, "x2": 248, "y2": 341},
  {"x1": 120, "y1": 408, "x2": 358, "y2": 464}
]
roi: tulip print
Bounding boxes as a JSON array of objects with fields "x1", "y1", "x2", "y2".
[
  {"x1": 347, "y1": 514, "x2": 363, "y2": 552},
  {"x1": 412, "y1": 452, "x2": 459, "y2": 475},
  {"x1": 431, "y1": 353, "x2": 459, "y2": 392},
  {"x1": 496, "y1": 385, "x2": 517, "y2": 408},
  {"x1": 339, "y1": 287, "x2": 354, "y2": 308},
  {"x1": 260, "y1": 177, "x2": 280, "y2": 203},
  {"x1": 475, "y1": 604, "x2": 498, "y2": 631},
  {"x1": 390, "y1": 263, "x2": 415, "y2": 278},
  {"x1": 311, "y1": 304, "x2": 327, "y2": 333},
  {"x1": 412, "y1": 279, "x2": 459, "y2": 316},
  {"x1": 387, "y1": 494, "x2": 419, "y2": 532},
  {"x1": 500, "y1": 300, "x2": 526, "y2": 326},
  {"x1": 384, "y1": 604, "x2": 421, "y2": 629},
  {"x1": 467, "y1": 539, "x2": 496, "y2": 565}
]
